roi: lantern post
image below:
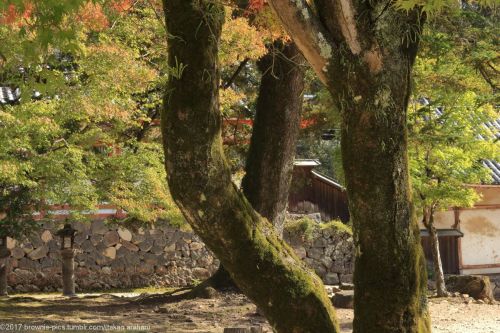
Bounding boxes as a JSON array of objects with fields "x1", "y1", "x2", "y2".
[{"x1": 56, "y1": 224, "x2": 77, "y2": 297}]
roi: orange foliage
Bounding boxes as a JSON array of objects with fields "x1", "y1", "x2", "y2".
[
  {"x1": 248, "y1": 0, "x2": 266, "y2": 11},
  {"x1": 110, "y1": 0, "x2": 134, "y2": 13},
  {"x1": 0, "y1": 3, "x2": 32, "y2": 27},
  {"x1": 78, "y1": 2, "x2": 109, "y2": 31}
]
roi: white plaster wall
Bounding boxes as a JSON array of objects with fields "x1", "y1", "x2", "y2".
[
  {"x1": 417, "y1": 210, "x2": 455, "y2": 230},
  {"x1": 459, "y1": 208, "x2": 500, "y2": 273}
]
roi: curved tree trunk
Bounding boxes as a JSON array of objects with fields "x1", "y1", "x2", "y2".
[
  {"x1": 161, "y1": 1, "x2": 339, "y2": 332},
  {"x1": 242, "y1": 41, "x2": 305, "y2": 237}
]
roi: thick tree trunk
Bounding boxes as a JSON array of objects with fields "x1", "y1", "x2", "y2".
[
  {"x1": 161, "y1": 1, "x2": 339, "y2": 332},
  {"x1": 241, "y1": 41, "x2": 305, "y2": 237},
  {"x1": 0, "y1": 258, "x2": 8, "y2": 296},
  {"x1": 325, "y1": 8, "x2": 430, "y2": 332},
  {"x1": 342, "y1": 102, "x2": 430, "y2": 332},
  {"x1": 423, "y1": 209, "x2": 447, "y2": 297},
  {"x1": 0, "y1": 243, "x2": 9, "y2": 297},
  {"x1": 267, "y1": 0, "x2": 431, "y2": 330}
]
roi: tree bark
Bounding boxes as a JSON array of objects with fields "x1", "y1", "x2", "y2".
[
  {"x1": 161, "y1": 1, "x2": 339, "y2": 332},
  {"x1": 0, "y1": 243, "x2": 9, "y2": 296},
  {"x1": 268, "y1": 1, "x2": 431, "y2": 332},
  {"x1": 0, "y1": 258, "x2": 8, "y2": 296},
  {"x1": 198, "y1": 41, "x2": 305, "y2": 291},
  {"x1": 241, "y1": 41, "x2": 305, "y2": 237},
  {"x1": 423, "y1": 208, "x2": 448, "y2": 297}
]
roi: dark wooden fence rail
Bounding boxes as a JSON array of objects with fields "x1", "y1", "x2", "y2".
[{"x1": 288, "y1": 166, "x2": 350, "y2": 223}]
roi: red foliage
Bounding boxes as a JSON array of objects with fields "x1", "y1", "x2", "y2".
[
  {"x1": 248, "y1": 0, "x2": 266, "y2": 11},
  {"x1": 0, "y1": 3, "x2": 32, "y2": 27},
  {"x1": 78, "y1": 2, "x2": 109, "y2": 31},
  {"x1": 110, "y1": 0, "x2": 133, "y2": 13}
]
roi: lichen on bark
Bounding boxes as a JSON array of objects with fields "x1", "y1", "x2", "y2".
[{"x1": 161, "y1": 1, "x2": 339, "y2": 332}]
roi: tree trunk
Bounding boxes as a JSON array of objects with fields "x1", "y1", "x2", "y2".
[
  {"x1": 161, "y1": 1, "x2": 339, "y2": 332},
  {"x1": 241, "y1": 40, "x2": 305, "y2": 237},
  {"x1": 424, "y1": 209, "x2": 447, "y2": 297},
  {"x1": 0, "y1": 244, "x2": 9, "y2": 296},
  {"x1": 0, "y1": 258, "x2": 8, "y2": 297},
  {"x1": 212, "y1": 41, "x2": 305, "y2": 289},
  {"x1": 325, "y1": 8, "x2": 430, "y2": 332}
]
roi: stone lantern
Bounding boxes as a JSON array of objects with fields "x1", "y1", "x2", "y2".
[
  {"x1": 56, "y1": 223, "x2": 77, "y2": 297},
  {"x1": 0, "y1": 235, "x2": 11, "y2": 297}
]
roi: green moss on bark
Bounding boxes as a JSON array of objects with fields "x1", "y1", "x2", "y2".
[{"x1": 161, "y1": 1, "x2": 339, "y2": 332}]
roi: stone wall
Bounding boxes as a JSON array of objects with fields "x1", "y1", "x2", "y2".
[
  {"x1": 283, "y1": 220, "x2": 355, "y2": 285},
  {"x1": 5, "y1": 220, "x2": 218, "y2": 293},
  {"x1": 5, "y1": 219, "x2": 354, "y2": 293}
]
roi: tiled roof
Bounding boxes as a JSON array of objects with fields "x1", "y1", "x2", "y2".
[
  {"x1": 483, "y1": 159, "x2": 500, "y2": 184},
  {"x1": 0, "y1": 86, "x2": 21, "y2": 105},
  {"x1": 480, "y1": 120, "x2": 500, "y2": 184}
]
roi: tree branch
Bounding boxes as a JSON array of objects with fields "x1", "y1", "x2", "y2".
[
  {"x1": 222, "y1": 57, "x2": 249, "y2": 90},
  {"x1": 267, "y1": 0, "x2": 335, "y2": 85}
]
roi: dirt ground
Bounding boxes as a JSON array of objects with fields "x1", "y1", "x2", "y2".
[{"x1": 0, "y1": 290, "x2": 499, "y2": 333}]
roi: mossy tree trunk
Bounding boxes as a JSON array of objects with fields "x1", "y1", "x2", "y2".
[
  {"x1": 423, "y1": 208, "x2": 448, "y2": 297},
  {"x1": 0, "y1": 242, "x2": 9, "y2": 296},
  {"x1": 242, "y1": 41, "x2": 305, "y2": 237},
  {"x1": 268, "y1": 0, "x2": 431, "y2": 332},
  {"x1": 212, "y1": 41, "x2": 305, "y2": 288},
  {"x1": 0, "y1": 260, "x2": 7, "y2": 296},
  {"x1": 161, "y1": 1, "x2": 339, "y2": 332}
]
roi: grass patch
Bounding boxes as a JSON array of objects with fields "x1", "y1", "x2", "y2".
[
  {"x1": 320, "y1": 220, "x2": 353, "y2": 235},
  {"x1": 284, "y1": 218, "x2": 352, "y2": 240}
]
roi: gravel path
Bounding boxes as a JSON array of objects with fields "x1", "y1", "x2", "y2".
[{"x1": 0, "y1": 291, "x2": 498, "y2": 332}]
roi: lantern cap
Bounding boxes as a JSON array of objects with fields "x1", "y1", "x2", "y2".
[{"x1": 56, "y1": 223, "x2": 77, "y2": 237}]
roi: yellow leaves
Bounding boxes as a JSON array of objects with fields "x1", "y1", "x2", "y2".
[
  {"x1": 219, "y1": 87, "x2": 245, "y2": 114},
  {"x1": 221, "y1": 14, "x2": 266, "y2": 66},
  {"x1": 250, "y1": 6, "x2": 289, "y2": 43}
]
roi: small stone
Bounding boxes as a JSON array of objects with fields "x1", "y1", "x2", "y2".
[
  {"x1": 118, "y1": 227, "x2": 132, "y2": 242},
  {"x1": 11, "y1": 247, "x2": 25, "y2": 259},
  {"x1": 189, "y1": 242, "x2": 203, "y2": 251},
  {"x1": 40, "y1": 230, "x2": 53, "y2": 243},
  {"x1": 101, "y1": 266, "x2": 112, "y2": 275},
  {"x1": 121, "y1": 240, "x2": 139, "y2": 252},
  {"x1": 164, "y1": 243, "x2": 176, "y2": 252},
  {"x1": 339, "y1": 282, "x2": 354, "y2": 290},
  {"x1": 91, "y1": 220, "x2": 108, "y2": 235},
  {"x1": 324, "y1": 273, "x2": 340, "y2": 285},
  {"x1": 293, "y1": 246, "x2": 307, "y2": 259},
  {"x1": 91, "y1": 234, "x2": 103, "y2": 246},
  {"x1": 6, "y1": 237, "x2": 16, "y2": 250},
  {"x1": 139, "y1": 239, "x2": 153, "y2": 252},
  {"x1": 103, "y1": 231, "x2": 120, "y2": 247},
  {"x1": 192, "y1": 267, "x2": 210, "y2": 279},
  {"x1": 23, "y1": 243, "x2": 34, "y2": 254},
  {"x1": 150, "y1": 245, "x2": 163, "y2": 255},
  {"x1": 332, "y1": 290, "x2": 354, "y2": 309},
  {"x1": 154, "y1": 238, "x2": 167, "y2": 248},
  {"x1": 132, "y1": 233, "x2": 146, "y2": 244},
  {"x1": 307, "y1": 248, "x2": 323, "y2": 260},
  {"x1": 28, "y1": 245, "x2": 48, "y2": 260},
  {"x1": 102, "y1": 247, "x2": 116, "y2": 259}
]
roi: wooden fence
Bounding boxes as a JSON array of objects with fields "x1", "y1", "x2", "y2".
[{"x1": 288, "y1": 167, "x2": 349, "y2": 222}]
